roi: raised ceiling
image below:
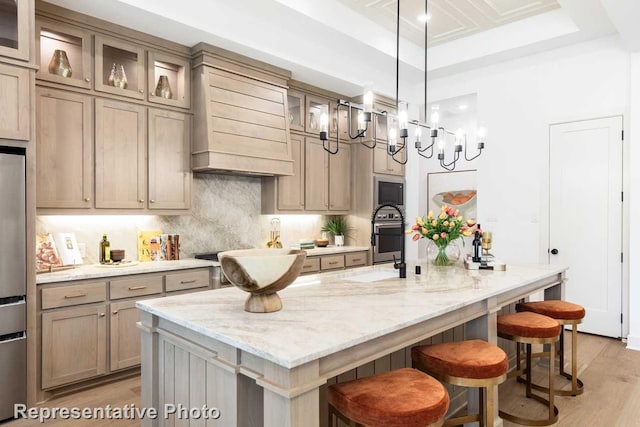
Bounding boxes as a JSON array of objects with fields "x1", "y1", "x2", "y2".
[{"x1": 336, "y1": 0, "x2": 561, "y2": 47}]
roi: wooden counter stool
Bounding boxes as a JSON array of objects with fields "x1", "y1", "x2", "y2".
[
  {"x1": 516, "y1": 300, "x2": 585, "y2": 396},
  {"x1": 412, "y1": 339, "x2": 508, "y2": 427},
  {"x1": 328, "y1": 368, "x2": 449, "y2": 427},
  {"x1": 497, "y1": 311, "x2": 561, "y2": 426}
]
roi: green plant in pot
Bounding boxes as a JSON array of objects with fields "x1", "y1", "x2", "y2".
[{"x1": 322, "y1": 216, "x2": 348, "y2": 247}]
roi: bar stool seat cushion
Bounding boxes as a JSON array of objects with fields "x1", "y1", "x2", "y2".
[
  {"x1": 412, "y1": 339, "x2": 508, "y2": 380},
  {"x1": 497, "y1": 312, "x2": 561, "y2": 339},
  {"x1": 516, "y1": 300, "x2": 585, "y2": 321},
  {"x1": 328, "y1": 368, "x2": 449, "y2": 427}
]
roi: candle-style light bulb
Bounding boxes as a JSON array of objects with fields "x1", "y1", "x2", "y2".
[
  {"x1": 477, "y1": 125, "x2": 487, "y2": 149},
  {"x1": 437, "y1": 137, "x2": 445, "y2": 160},
  {"x1": 398, "y1": 101, "x2": 408, "y2": 138},
  {"x1": 363, "y1": 84, "x2": 374, "y2": 122},
  {"x1": 357, "y1": 110, "x2": 366, "y2": 132},
  {"x1": 388, "y1": 127, "x2": 397, "y2": 153},
  {"x1": 415, "y1": 127, "x2": 422, "y2": 148},
  {"x1": 430, "y1": 105, "x2": 440, "y2": 138},
  {"x1": 455, "y1": 128, "x2": 464, "y2": 152},
  {"x1": 319, "y1": 110, "x2": 329, "y2": 141}
]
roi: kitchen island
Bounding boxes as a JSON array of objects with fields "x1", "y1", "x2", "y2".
[{"x1": 137, "y1": 262, "x2": 567, "y2": 427}]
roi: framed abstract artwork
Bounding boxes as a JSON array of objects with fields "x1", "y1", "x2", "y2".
[{"x1": 427, "y1": 170, "x2": 477, "y2": 221}]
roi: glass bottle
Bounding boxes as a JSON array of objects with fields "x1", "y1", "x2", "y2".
[{"x1": 99, "y1": 233, "x2": 111, "y2": 264}]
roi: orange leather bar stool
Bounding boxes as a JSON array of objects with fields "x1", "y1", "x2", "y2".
[
  {"x1": 497, "y1": 311, "x2": 561, "y2": 426},
  {"x1": 516, "y1": 300, "x2": 585, "y2": 396},
  {"x1": 328, "y1": 368, "x2": 449, "y2": 427},
  {"x1": 412, "y1": 339, "x2": 508, "y2": 427}
]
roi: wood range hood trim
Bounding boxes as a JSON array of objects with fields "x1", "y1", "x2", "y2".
[{"x1": 191, "y1": 43, "x2": 295, "y2": 177}]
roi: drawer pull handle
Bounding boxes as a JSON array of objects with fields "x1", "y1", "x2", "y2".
[
  {"x1": 328, "y1": 261, "x2": 339, "y2": 265},
  {"x1": 64, "y1": 293, "x2": 87, "y2": 299},
  {"x1": 351, "y1": 258, "x2": 361, "y2": 262},
  {"x1": 180, "y1": 280, "x2": 197, "y2": 284},
  {"x1": 128, "y1": 285, "x2": 147, "y2": 291}
]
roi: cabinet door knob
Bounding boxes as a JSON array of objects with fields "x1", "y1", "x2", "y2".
[
  {"x1": 84, "y1": 197, "x2": 90, "y2": 202},
  {"x1": 139, "y1": 199, "x2": 145, "y2": 203},
  {"x1": 139, "y1": 89, "x2": 144, "y2": 93},
  {"x1": 112, "y1": 311, "x2": 119, "y2": 315},
  {"x1": 85, "y1": 77, "x2": 91, "y2": 82},
  {"x1": 99, "y1": 313, "x2": 105, "y2": 317},
  {"x1": 150, "y1": 93, "x2": 154, "y2": 97},
  {"x1": 150, "y1": 199, "x2": 155, "y2": 203}
]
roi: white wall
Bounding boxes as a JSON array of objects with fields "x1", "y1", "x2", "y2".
[{"x1": 407, "y1": 35, "x2": 636, "y2": 338}]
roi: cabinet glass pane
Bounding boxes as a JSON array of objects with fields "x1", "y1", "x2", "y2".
[
  {"x1": 39, "y1": 28, "x2": 85, "y2": 83},
  {"x1": 152, "y1": 60, "x2": 183, "y2": 102},
  {"x1": 102, "y1": 45, "x2": 140, "y2": 93},
  {"x1": 308, "y1": 100, "x2": 324, "y2": 133},
  {"x1": 288, "y1": 94, "x2": 302, "y2": 129},
  {"x1": 0, "y1": 0, "x2": 18, "y2": 50}
]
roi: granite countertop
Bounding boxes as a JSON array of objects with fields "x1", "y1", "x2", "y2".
[
  {"x1": 36, "y1": 259, "x2": 219, "y2": 285},
  {"x1": 297, "y1": 245, "x2": 370, "y2": 256},
  {"x1": 137, "y1": 261, "x2": 567, "y2": 369}
]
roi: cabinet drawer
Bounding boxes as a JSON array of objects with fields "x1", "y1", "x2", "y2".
[
  {"x1": 301, "y1": 257, "x2": 320, "y2": 274},
  {"x1": 166, "y1": 269, "x2": 210, "y2": 292},
  {"x1": 110, "y1": 275, "x2": 163, "y2": 300},
  {"x1": 345, "y1": 252, "x2": 367, "y2": 267},
  {"x1": 321, "y1": 255, "x2": 345, "y2": 270},
  {"x1": 41, "y1": 282, "x2": 107, "y2": 310}
]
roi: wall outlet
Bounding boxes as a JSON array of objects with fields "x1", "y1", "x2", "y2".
[{"x1": 78, "y1": 243, "x2": 86, "y2": 257}]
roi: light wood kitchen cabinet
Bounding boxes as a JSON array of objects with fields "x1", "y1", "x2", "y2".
[
  {"x1": 305, "y1": 138, "x2": 351, "y2": 212},
  {"x1": 110, "y1": 299, "x2": 141, "y2": 371},
  {"x1": 41, "y1": 304, "x2": 107, "y2": 389},
  {"x1": 148, "y1": 109, "x2": 191, "y2": 210},
  {"x1": 329, "y1": 142, "x2": 351, "y2": 210},
  {"x1": 299, "y1": 250, "x2": 370, "y2": 275},
  {"x1": 147, "y1": 50, "x2": 190, "y2": 109},
  {"x1": 0, "y1": 63, "x2": 30, "y2": 140},
  {"x1": 0, "y1": 0, "x2": 31, "y2": 61},
  {"x1": 305, "y1": 94, "x2": 329, "y2": 135},
  {"x1": 276, "y1": 133, "x2": 304, "y2": 210},
  {"x1": 95, "y1": 98, "x2": 146, "y2": 209},
  {"x1": 94, "y1": 35, "x2": 145, "y2": 100},
  {"x1": 305, "y1": 137, "x2": 329, "y2": 210},
  {"x1": 36, "y1": 88, "x2": 93, "y2": 208},
  {"x1": 36, "y1": 18, "x2": 92, "y2": 89},
  {"x1": 373, "y1": 142, "x2": 405, "y2": 176}
]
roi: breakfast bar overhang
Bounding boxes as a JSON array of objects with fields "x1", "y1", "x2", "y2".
[{"x1": 137, "y1": 263, "x2": 567, "y2": 427}]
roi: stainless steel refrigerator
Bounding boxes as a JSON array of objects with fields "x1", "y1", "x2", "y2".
[{"x1": 0, "y1": 146, "x2": 26, "y2": 421}]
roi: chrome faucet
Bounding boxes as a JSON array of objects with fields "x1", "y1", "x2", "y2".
[{"x1": 371, "y1": 203, "x2": 406, "y2": 279}]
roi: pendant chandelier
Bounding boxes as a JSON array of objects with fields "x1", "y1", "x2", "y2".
[{"x1": 319, "y1": 0, "x2": 486, "y2": 171}]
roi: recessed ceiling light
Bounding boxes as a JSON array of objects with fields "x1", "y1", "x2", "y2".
[
  {"x1": 417, "y1": 12, "x2": 431, "y2": 22},
  {"x1": 458, "y1": 104, "x2": 468, "y2": 111}
]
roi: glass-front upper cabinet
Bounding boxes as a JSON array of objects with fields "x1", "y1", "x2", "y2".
[
  {"x1": 287, "y1": 89, "x2": 304, "y2": 132},
  {"x1": 95, "y1": 35, "x2": 145, "y2": 100},
  {"x1": 36, "y1": 18, "x2": 92, "y2": 89},
  {"x1": 305, "y1": 95, "x2": 329, "y2": 135},
  {"x1": 0, "y1": 0, "x2": 30, "y2": 61},
  {"x1": 148, "y1": 50, "x2": 190, "y2": 109}
]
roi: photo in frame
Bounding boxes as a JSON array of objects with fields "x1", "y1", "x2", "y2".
[{"x1": 427, "y1": 170, "x2": 477, "y2": 221}]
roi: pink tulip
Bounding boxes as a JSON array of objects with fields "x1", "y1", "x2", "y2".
[
  {"x1": 440, "y1": 232, "x2": 447, "y2": 238},
  {"x1": 412, "y1": 234, "x2": 420, "y2": 241}
]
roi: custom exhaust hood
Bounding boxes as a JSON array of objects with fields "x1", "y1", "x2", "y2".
[{"x1": 191, "y1": 43, "x2": 294, "y2": 176}]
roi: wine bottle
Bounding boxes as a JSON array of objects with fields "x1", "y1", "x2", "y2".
[{"x1": 99, "y1": 233, "x2": 111, "y2": 264}]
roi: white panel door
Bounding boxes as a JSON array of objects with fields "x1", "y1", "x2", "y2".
[{"x1": 549, "y1": 116, "x2": 623, "y2": 337}]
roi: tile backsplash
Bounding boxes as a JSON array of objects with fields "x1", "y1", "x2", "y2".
[{"x1": 37, "y1": 174, "x2": 332, "y2": 263}]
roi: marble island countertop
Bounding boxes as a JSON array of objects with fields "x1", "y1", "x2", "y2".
[
  {"x1": 36, "y1": 259, "x2": 219, "y2": 284},
  {"x1": 137, "y1": 261, "x2": 567, "y2": 369}
]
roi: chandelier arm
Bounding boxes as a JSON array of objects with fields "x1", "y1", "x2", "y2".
[
  {"x1": 322, "y1": 138, "x2": 339, "y2": 155},
  {"x1": 417, "y1": 144, "x2": 434, "y2": 159},
  {"x1": 465, "y1": 146, "x2": 484, "y2": 161},
  {"x1": 390, "y1": 140, "x2": 408, "y2": 165},
  {"x1": 344, "y1": 102, "x2": 370, "y2": 140},
  {"x1": 440, "y1": 150, "x2": 460, "y2": 169}
]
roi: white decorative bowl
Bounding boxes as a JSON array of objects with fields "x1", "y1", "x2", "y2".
[{"x1": 218, "y1": 248, "x2": 307, "y2": 313}]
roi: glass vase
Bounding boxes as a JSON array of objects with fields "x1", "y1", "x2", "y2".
[{"x1": 427, "y1": 240, "x2": 461, "y2": 266}]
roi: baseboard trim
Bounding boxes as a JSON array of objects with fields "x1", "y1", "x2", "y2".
[{"x1": 625, "y1": 335, "x2": 640, "y2": 351}]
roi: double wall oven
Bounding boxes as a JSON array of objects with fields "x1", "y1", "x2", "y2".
[{"x1": 372, "y1": 176, "x2": 405, "y2": 264}]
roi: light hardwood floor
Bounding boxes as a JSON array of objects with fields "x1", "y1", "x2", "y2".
[{"x1": 4, "y1": 332, "x2": 639, "y2": 426}]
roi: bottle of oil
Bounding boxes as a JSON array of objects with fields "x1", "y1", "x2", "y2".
[{"x1": 99, "y1": 233, "x2": 111, "y2": 264}]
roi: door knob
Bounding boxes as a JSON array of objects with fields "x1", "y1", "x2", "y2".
[{"x1": 550, "y1": 248, "x2": 559, "y2": 255}]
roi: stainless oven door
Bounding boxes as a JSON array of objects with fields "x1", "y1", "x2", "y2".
[{"x1": 372, "y1": 223, "x2": 403, "y2": 264}]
